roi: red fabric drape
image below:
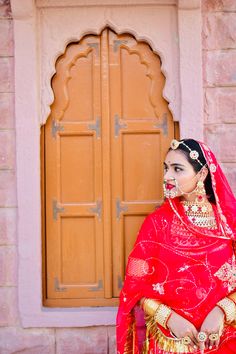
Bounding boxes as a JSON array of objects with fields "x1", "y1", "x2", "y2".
[{"x1": 116, "y1": 141, "x2": 236, "y2": 353}]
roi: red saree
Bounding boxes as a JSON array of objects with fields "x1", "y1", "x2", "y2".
[{"x1": 116, "y1": 142, "x2": 236, "y2": 353}]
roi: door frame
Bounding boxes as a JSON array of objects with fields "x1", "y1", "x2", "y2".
[{"x1": 11, "y1": 0, "x2": 203, "y2": 327}]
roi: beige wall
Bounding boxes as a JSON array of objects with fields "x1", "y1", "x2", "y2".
[{"x1": 0, "y1": 0, "x2": 236, "y2": 352}]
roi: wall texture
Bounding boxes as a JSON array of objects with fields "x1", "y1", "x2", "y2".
[
  {"x1": 202, "y1": 0, "x2": 236, "y2": 194},
  {"x1": 0, "y1": 0, "x2": 236, "y2": 353}
]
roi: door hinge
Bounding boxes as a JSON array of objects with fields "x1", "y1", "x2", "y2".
[
  {"x1": 89, "y1": 279, "x2": 103, "y2": 292},
  {"x1": 88, "y1": 117, "x2": 101, "y2": 138},
  {"x1": 118, "y1": 275, "x2": 124, "y2": 290},
  {"x1": 153, "y1": 113, "x2": 168, "y2": 136},
  {"x1": 53, "y1": 200, "x2": 65, "y2": 220},
  {"x1": 52, "y1": 119, "x2": 64, "y2": 138},
  {"x1": 114, "y1": 114, "x2": 128, "y2": 138},
  {"x1": 87, "y1": 42, "x2": 99, "y2": 56},
  {"x1": 113, "y1": 39, "x2": 128, "y2": 52},
  {"x1": 89, "y1": 200, "x2": 102, "y2": 221},
  {"x1": 116, "y1": 198, "x2": 128, "y2": 220},
  {"x1": 54, "y1": 277, "x2": 67, "y2": 292}
]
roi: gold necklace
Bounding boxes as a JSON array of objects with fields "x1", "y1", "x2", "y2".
[{"x1": 181, "y1": 199, "x2": 217, "y2": 229}]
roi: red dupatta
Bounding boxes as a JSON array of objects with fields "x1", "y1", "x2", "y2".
[{"x1": 116, "y1": 141, "x2": 236, "y2": 354}]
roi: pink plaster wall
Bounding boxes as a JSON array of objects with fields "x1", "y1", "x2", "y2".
[
  {"x1": 202, "y1": 0, "x2": 236, "y2": 195},
  {"x1": 0, "y1": 0, "x2": 236, "y2": 353}
]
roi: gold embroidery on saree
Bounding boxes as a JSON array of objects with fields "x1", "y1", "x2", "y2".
[{"x1": 143, "y1": 315, "x2": 196, "y2": 353}]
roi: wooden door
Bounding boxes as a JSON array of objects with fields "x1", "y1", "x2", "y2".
[{"x1": 43, "y1": 28, "x2": 176, "y2": 307}]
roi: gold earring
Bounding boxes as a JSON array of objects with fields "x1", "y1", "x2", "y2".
[{"x1": 195, "y1": 180, "x2": 206, "y2": 201}]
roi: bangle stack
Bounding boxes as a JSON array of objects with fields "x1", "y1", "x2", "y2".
[
  {"x1": 154, "y1": 304, "x2": 172, "y2": 329},
  {"x1": 142, "y1": 298, "x2": 161, "y2": 317},
  {"x1": 217, "y1": 297, "x2": 236, "y2": 324},
  {"x1": 142, "y1": 298, "x2": 172, "y2": 329}
]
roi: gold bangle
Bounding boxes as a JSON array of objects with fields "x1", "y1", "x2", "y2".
[
  {"x1": 217, "y1": 297, "x2": 236, "y2": 323},
  {"x1": 228, "y1": 292, "x2": 236, "y2": 305},
  {"x1": 154, "y1": 304, "x2": 172, "y2": 329},
  {"x1": 143, "y1": 298, "x2": 161, "y2": 317}
]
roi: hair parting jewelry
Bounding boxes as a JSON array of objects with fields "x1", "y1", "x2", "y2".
[{"x1": 170, "y1": 139, "x2": 204, "y2": 167}]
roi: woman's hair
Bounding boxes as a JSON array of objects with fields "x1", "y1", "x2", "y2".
[{"x1": 170, "y1": 139, "x2": 216, "y2": 203}]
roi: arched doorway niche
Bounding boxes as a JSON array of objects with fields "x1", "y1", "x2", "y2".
[{"x1": 11, "y1": 0, "x2": 203, "y2": 327}]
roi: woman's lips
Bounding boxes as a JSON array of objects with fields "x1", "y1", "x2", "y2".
[{"x1": 165, "y1": 183, "x2": 175, "y2": 190}]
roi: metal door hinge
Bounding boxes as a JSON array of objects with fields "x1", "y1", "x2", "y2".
[
  {"x1": 114, "y1": 114, "x2": 127, "y2": 138},
  {"x1": 87, "y1": 43, "x2": 99, "y2": 56},
  {"x1": 89, "y1": 200, "x2": 102, "y2": 221},
  {"x1": 89, "y1": 279, "x2": 103, "y2": 292},
  {"x1": 88, "y1": 117, "x2": 101, "y2": 138},
  {"x1": 54, "y1": 277, "x2": 67, "y2": 292},
  {"x1": 53, "y1": 200, "x2": 65, "y2": 220},
  {"x1": 113, "y1": 40, "x2": 128, "y2": 52},
  {"x1": 52, "y1": 119, "x2": 64, "y2": 138},
  {"x1": 154, "y1": 113, "x2": 168, "y2": 136},
  {"x1": 116, "y1": 198, "x2": 128, "y2": 220},
  {"x1": 118, "y1": 275, "x2": 124, "y2": 290}
]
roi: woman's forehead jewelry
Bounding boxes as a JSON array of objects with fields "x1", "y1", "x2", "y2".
[{"x1": 170, "y1": 139, "x2": 203, "y2": 167}]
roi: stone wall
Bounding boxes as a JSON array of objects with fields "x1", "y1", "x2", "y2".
[
  {"x1": 202, "y1": 0, "x2": 236, "y2": 194},
  {"x1": 0, "y1": 1, "x2": 115, "y2": 353},
  {"x1": 0, "y1": 0, "x2": 236, "y2": 353}
]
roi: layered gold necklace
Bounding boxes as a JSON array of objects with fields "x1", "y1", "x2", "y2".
[{"x1": 181, "y1": 199, "x2": 217, "y2": 229}]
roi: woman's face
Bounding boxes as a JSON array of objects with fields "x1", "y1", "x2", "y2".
[{"x1": 163, "y1": 149, "x2": 200, "y2": 199}]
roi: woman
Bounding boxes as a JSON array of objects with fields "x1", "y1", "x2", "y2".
[{"x1": 116, "y1": 139, "x2": 236, "y2": 353}]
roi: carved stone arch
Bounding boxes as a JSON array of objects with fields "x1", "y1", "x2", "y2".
[
  {"x1": 41, "y1": 20, "x2": 180, "y2": 126},
  {"x1": 48, "y1": 25, "x2": 174, "y2": 126}
]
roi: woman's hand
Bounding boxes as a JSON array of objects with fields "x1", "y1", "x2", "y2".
[
  {"x1": 167, "y1": 310, "x2": 199, "y2": 351},
  {"x1": 199, "y1": 306, "x2": 224, "y2": 351}
]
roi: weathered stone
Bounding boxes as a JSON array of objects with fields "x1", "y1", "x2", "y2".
[
  {"x1": 0, "y1": 287, "x2": 19, "y2": 326},
  {"x1": 202, "y1": 0, "x2": 236, "y2": 12},
  {"x1": 203, "y1": 50, "x2": 236, "y2": 87},
  {"x1": 0, "y1": 245, "x2": 17, "y2": 285},
  {"x1": 0, "y1": 130, "x2": 15, "y2": 169},
  {"x1": 0, "y1": 208, "x2": 17, "y2": 244},
  {"x1": 0, "y1": 170, "x2": 16, "y2": 207},
  {"x1": 56, "y1": 327, "x2": 108, "y2": 354},
  {"x1": 108, "y1": 326, "x2": 116, "y2": 354},
  {"x1": 0, "y1": 93, "x2": 14, "y2": 129},
  {"x1": 0, "y1": 327, "x2": 55, "y2": 354},
  {"x1": 0, "y1": 20, "x2": 13, "y2": 56},
  {"x1": 221, "y1": 163, "x2": 236, "y2": 195},
  {"x1": 205, "y1": 124, "x2": 236, "y2": 162},
  {"x1": 202, "y1": 13, "x2": 236, "y2": 50},
  {"x1": 204, "y1": 87, "x2": 236, "y2": 123},
  {"x1": 0, "y1": 57, "x2": 14, "y2": 93},
  {"x1": 0, "y1": 0, "x2": 11, "y2": 18}
]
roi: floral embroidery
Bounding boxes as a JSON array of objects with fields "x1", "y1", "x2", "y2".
[
  {"x1": 152, "y1": 283, "x2": 165, "y2": 294},
  {"x1": 214, "y1": 255, "x2": 236, "y2": 292},
  {"x1": 210, "y1": 163, "x2": 217, "y2": 173}
]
